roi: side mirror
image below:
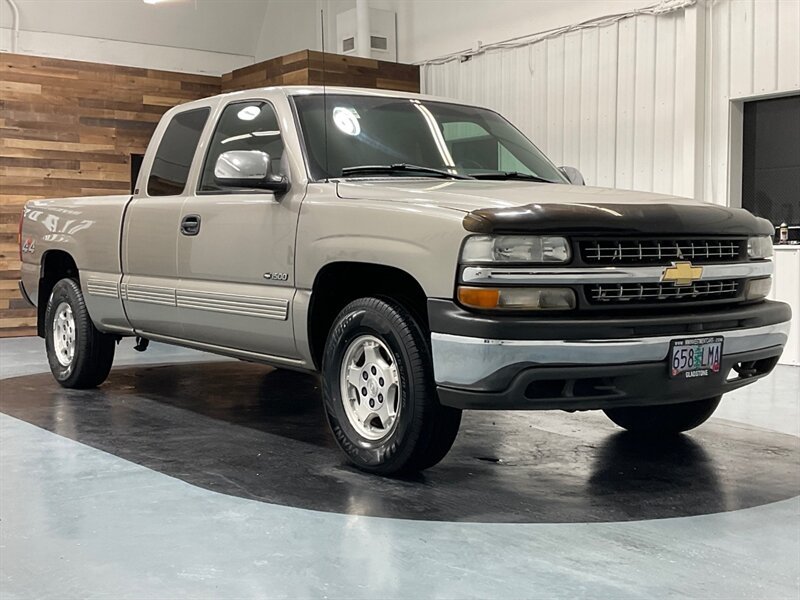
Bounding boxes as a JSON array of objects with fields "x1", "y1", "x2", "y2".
[
  {"x1": 214, "y1": 150, "x2": 289, "y2": 193},
  {"x1": 559, "y1": 166, "x2": 585, "y2": 186}
]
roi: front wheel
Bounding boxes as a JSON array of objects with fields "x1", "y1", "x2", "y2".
[
  {"x1": 45, "y1": 278, "x2": 116, "y2": 389},
  {"x1": 322, "y1": 297, "x2": 462, "y2": 475},
  {"x1": 603, "y1": 396, "x2": 722, "y2": 434}
]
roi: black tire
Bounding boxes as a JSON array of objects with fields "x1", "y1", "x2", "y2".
[
  {"x1": 603, "y1": 396, "x2": 722, "y2": 434},
  {"x1": 322, "y1": 297, "x2": 462, "y2": 475},
  {"x1": 45, "y1": 278, "x2": 115, "y2": 389}
]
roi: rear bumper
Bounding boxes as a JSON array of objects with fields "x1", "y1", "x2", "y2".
[{"x1": 429, "y1": 299, "x2": 791, "y2": 410}]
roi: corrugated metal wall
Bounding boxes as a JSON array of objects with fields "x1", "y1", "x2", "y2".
[
  {"x1": 422, "y1": 9, "x2": 689, "y2": 195},
  {"x1": 421, "y1": 0, "x2": 800, "y2": 205}
]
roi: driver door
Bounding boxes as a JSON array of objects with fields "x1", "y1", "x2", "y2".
[{"x1": 175, "y1": 99, "x2": 301, "y2": 359}]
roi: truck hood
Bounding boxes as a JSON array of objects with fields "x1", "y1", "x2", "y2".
[{"x1": 336, "y1": 180, "x2": 772, "y2": 236}]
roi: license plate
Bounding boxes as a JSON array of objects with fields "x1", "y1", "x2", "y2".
[{"x1": 669, "y1": 336, "x2": 724, "y2": 379}]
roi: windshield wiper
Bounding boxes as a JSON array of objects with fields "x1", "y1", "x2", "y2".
[
  {"x1": 470, "y1": 171, "x2": 558, "y2": 184},
  {"x1": 340, "y1": 164, "x2": 473, "y2": 180}
]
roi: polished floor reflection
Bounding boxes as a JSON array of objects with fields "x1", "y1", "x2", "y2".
[
  {"x1": 1, "y1": 361, "x2": 798, "y2": 523},
  {"x1": 1, "y1": 338, "x2": 798, "y2": 599}
]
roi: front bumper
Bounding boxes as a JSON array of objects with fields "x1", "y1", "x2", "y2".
[{"x1": 429, "y1": 299, "x2": 792, "y2": 410}]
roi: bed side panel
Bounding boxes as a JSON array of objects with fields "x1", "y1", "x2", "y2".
[{"x1": 21, "y1": 195, "x2": 133, "y2": 334}]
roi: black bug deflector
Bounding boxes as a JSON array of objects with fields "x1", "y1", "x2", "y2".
[{"x1": 462, "y1": 201, "x2": 775, "y2": 236}]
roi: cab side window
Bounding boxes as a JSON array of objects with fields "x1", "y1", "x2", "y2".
[
  {"x1": 147, "y1": 108, "x2": 209, "y2": 196},
  {"x1": 199, "y1": 101, "x2": 284, "y2": 192}
]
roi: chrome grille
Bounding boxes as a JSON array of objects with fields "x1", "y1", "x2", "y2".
[
  {"x1": 588, "y1": 279, "x2": 740, "y2": 304},
  {"x1": 580, "y1": 238, "x2": 744, "y2": 265}
]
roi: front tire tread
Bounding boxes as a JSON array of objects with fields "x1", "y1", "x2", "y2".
[{"x1": 322, "y1": 296, "x2": 461, "y2": 475}]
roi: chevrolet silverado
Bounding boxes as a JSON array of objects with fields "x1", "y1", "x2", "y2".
[{"x1": 19, "y1": 86, "x2": 792, "y2": 474}]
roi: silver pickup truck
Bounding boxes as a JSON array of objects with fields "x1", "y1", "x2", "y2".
[{"x1": 19, "y1": 86, "x2": 792, "y2": 474}]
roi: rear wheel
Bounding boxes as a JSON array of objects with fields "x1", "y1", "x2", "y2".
[
  {"x1": 45, "y1": 278, "x2": 115, "y2": 389},
  {"x1": 603, "y1": 396, "x2": 722, "y2": 434},
  {"x1": 322, "y1": 297, "x2": 462, "y2": 475}
]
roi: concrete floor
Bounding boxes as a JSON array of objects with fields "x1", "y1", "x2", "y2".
[{"x1": 1, "y1": 336, "x2": 799, "y2": 599}]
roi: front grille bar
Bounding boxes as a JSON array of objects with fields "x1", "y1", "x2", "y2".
[
  {"x1": 582, "y1": 239, "x2": 743, "y2": 264},
  {"x1": 460, "y1": 261, "x2": 770, "y2": 285},
  {"x1": 589, "y1": 280, "x2": 739, "y2": 303}
]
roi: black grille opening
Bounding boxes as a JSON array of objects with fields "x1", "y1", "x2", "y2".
[
  {"x1": 587, "y1": 280, "x2": 740, "y2": 305},
  {"x1": 524, "y1": 377, "x2": 619, "y2": 400},
  {"x1": 580, "y1": 238, "x2": 745, "y2": 265}
]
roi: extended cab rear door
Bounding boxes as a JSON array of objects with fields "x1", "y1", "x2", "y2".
[{"x1": 121, "y1": 104, "x2": 212, "y2": 338}]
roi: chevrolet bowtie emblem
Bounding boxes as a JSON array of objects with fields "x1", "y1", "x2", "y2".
[{"x1": 661, "y1": 261, "x2": 703, "y2": 286}]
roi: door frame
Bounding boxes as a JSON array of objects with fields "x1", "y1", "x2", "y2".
[{"x1": 727, "y1": 88, "x2": 800, "y2": 209}]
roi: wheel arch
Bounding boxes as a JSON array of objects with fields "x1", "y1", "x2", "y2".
[
  {"x1": 307, "y1": 261, "x2": 429, "y2": 369},
  {"x1": 37, "y1": 249, "x2": 80, "y2": 337}
]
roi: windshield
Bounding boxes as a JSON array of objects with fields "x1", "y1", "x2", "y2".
[{"x1": 292, "y1": 94, "x2": 567, "y2": 183}]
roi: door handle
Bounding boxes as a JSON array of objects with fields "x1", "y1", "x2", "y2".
[{"x1": 180, "y1": 214, "x2": 201, "y2": 236}]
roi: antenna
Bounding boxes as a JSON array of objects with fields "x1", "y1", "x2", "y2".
[{"x1": 320, "y1": 8, "x2": 330, "y2": 182}]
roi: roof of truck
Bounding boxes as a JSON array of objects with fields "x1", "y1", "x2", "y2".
[{"x1": 173, "y1": 85, "x2": 489, "y2": 112}]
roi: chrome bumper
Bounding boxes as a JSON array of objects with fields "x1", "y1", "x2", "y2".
[{"x1": 431, "y1": 321, "x2": 791, "y2": 388}]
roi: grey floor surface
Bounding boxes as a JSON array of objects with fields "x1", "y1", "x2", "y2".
[{"x1": 1, "y1": 336, "x2": 798, "y2": 599}]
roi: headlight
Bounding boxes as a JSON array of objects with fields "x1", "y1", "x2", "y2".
[
  {"x1": 461, "y1": 235, "x2": 571, "y2": 264},
  {"x1": 744, "y1": 277, "x2": 772, "y2": 301},
  {"x1": 457, "y1": 286, "x2": 576, "y2": 311},
  {"x1": 747, "y1": 236, "x2": 773, "y2": 259}
]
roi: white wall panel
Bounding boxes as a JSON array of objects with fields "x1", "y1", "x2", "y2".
[
  {"x1": 545, "y1": 36, "x2": 566, "y2": 165},
  {"x1": 633, "y1": 16, "x2": 658, "y2": 192},
  {"x1": 422, "y1": 0, "x2": 799, "y2": 205},
  {"x1": 776, "y1": 0, "x2": 800, "y2": 91},
  {"x1": 0, "y1": 0, "x2": 268, "y2": 56},
  {"x1": 531, "y1": 42, "x2": 549, "y2": 149},
  {"x1": 579, "y1": 28, "x2": 601, "y2": 186},
  {"x1": 654, "y1": 13, "x2": 678, "y2": 194},
  {"x1": 396, "y1": 0, "x2": 660, "y2": 64},
  {"x1": 0, "y1": 28, "x2": 252, "y2": 76},
  {"x1": 753, "y1": 0, "x2": 779, "y2": 93},
  {"x1": 705, "y1": 0, "x2": 800, "y2": 206},
  {"x1": 596, "y1": 24, "x2": 619, "y2": 188},
  {"x1": 422, "y1": 9, "x2": 687, "y2": 195},
  {"x1": 728, "y1": 0, "x2": 755, "y2": 98},
  {"x1": 615, "y1": 17, "x2": 638, "y2": 191},
  {"x1": 769, "y1": 248, "x2": 800, "y2": 366},
  {"x1": 563, "y1": 33, "x2": 582, "y2": 171}
]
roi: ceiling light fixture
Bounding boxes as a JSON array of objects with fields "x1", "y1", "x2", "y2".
[
  {"x1": 333, "y1": 106, "x2": 361, "y2": 136},
  {"x1": 237, "y1": 106, "x2": 261, "y2": 121}
]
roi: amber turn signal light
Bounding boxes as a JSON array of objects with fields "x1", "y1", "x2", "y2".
[
  {"x1": 457, "y1": 286, "x2": 501, "y2": 309},
  {"x1": 457, "y1": 286, "x2": 577, "y2": 311}
]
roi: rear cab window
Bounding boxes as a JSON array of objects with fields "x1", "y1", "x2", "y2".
[{"x1": 147, "y1": 107, "x2": 210, "y2": 196}]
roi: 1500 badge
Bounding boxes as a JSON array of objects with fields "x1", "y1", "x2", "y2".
[{"x1": 263, "y1": 272, "x2": 288, "y2": 281}]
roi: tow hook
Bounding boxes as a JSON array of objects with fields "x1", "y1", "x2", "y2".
[{"x1": 134, "y1": 336, "x2": 150, "y2": 352}]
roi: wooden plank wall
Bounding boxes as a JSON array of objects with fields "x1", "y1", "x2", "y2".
[
  {"x1": 0, "y1": 53, "x2": 220, "y2": 337},
  {"x1": 1, "y1": 50, "x2": 419, "y2": 337},
  {"x1": 221, "y1": 50, "x2": 313, "y2": 91},
  {"x1": 222, "y1": 50, "x2": 420, "y2": 93},
  {"x1": 306, "y1": 51, "x2": 420, "y2": 92}
]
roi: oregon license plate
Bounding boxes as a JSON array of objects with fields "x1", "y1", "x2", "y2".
[{"x1": 669, "y1": 336, "x2": 724, "y2": 379}]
